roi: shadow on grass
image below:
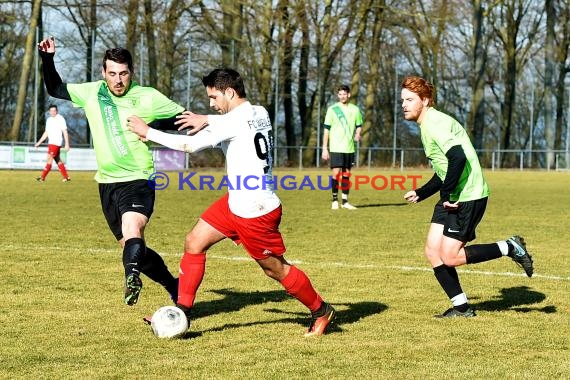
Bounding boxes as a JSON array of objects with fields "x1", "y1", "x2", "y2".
[
  {"x1": 471, "y1": 286, "x2": 556, "y2": 313},
  {"x1": 183, "y1": 288, "x2": 387, "y2": 338},
  {"x1": 353, "y1": 202, "x2": 408, "y2": 208}
]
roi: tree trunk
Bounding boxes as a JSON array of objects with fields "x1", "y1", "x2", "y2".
[
  {"x1": 144, "y1": 0, "x2": 158, "y2": 87},
  {"x1": 10, "y1": 0, "x2": 42, "y2": 141},
  {"x1": 466, "y1": 0, "x2": 488, "y2": 150},
  {"x1": 544, "y1": 0, "x2": 556, "y2": 168},
  {"x1": 126, "y1": 0, "x2": 139, "y2": 54},
  {"x1": 359, "y1": 0, "x2": 383, "y2": 165}
]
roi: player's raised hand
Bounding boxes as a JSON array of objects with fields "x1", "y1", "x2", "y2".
[
  {"x1": 127, "y1": 115, "x2": 150, "y2": 139},
  {"x1": 38, "y1": 36, "x2": 56, "y2": 53},
  {"x1": 175, "y1": 111, "x2": 208, "y2": 135}
]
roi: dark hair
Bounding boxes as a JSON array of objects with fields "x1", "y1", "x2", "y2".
[
  {"x1": 337, "y1": 85, "x2": 351, "y2": 93},
  {"x1": 401, "y1": 76, "x2": 435, "y2": 107},
  {"x1": 102, "y1": 48, "x2": 134, "y2": 72},
  {"x1": 201, "y1": 68, "x2": 247, "y2": 98},
  {"x1": 48, "y1": 104, "x2": 57, "y2": 111}
]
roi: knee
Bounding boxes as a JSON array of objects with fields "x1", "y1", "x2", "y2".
[
  {"x1": 423, "y1": 246, "x2": 439, "y2": 261},
  {"x1": 184, "y1": 233, "x2": 198, "y2": 252},
  {"x1": 440, "y1": 252, "x2": 460, "y2": 267},
  {"x1": 262, "y1": 267, "x2": 279, "y2": 280},
  {"x1": 258, "y1": 258, "x2": 289, "y2": 282},
  {"x1": 184, "y1": 231, "x2": 209, "y2": 253}
]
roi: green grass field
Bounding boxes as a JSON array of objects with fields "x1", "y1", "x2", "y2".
[{"x1": 1, "y1": 169, "x2": 568, "y2": 379}]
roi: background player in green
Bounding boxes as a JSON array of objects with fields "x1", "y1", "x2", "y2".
[
  {"x1": 321, "y1": 85, "x2": 363, "y2": 210},
  {"x1": 38, "y1": 36, "x2": 181, "y2": 307},
  {"x1": 401, "y1": 76, "x2": 534, "y2": 318}
]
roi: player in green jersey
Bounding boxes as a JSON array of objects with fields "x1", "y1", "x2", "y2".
[
  {"x1": 38, "y1": 36, "x2": 182, "y2": 308},
  {"x1": 401, "y1": 76, "x2": 534, "y2": 318},
  {"x1": 322, "y1": 85, "x2": 363, "y2": 210}
]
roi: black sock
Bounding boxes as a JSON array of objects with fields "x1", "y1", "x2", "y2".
[
  {"x1": 139, "y1": 247, "x2": 177, "y2": 296},
  {"x1": 123, "y1": 238, "x2": 145, "y2": 277},
  {"x1": 433, "y1": 265, "x2": 464, "y2": 300},
  {"x1": 331, "y1": 179, "x2": 339, "y2": 201},
  {"x1": 445, "y1": 265, "x2": 460, "y2": 283},
  {"x1": 438, "y1": 266, "x2": 470, "y2": 311},
  {"x1": 465, "y1": 243, "x2": 502, "y2": 264}
]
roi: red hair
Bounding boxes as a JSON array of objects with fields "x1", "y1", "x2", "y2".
[{"x1": 401, "y1": 76, "x2": 435, "y2": 107}]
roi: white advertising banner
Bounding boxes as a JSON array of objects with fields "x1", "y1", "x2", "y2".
[
  {"x1": 0, "y1": 146, "x2": 98, "y2": 170},
  {"x1": 0, "y1": 145, "x2": 184, "y2": 171}
]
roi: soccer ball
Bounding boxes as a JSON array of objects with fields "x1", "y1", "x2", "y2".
[{"x1": 150, "y1": 306, "x2": 189, "y2": 339}]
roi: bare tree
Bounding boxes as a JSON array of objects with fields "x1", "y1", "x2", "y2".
[
  {"x1": 545, "y1": 0, "x2": 556, "y2": 167},
  {"x1": 354, "y1": 0, "x2": 383, "y2": 164},
  {"x1": 552, "y1": 1, "x2": 570, "y2": 154},
  {"x1": 9, "y1": 0, "x2": 42, "y2": 141},
  {"x1": 197, "y1": 0, "x2": 242, "y2": 67},
  {"x1": 489, "y1": 0, "x2": 542, "y2": 158},
  {"x1": 125, "y1": 0, "x2": 139, "y2": 57},
  {"x1": 0, "y1": 0, "x2": 562, "y2": 166},
  {"x1": 466, "y1": 0, "x2": 491, "y2": 150},
  {"x1": 299, "y1": 0, "x2": 361, "y2": 165}
]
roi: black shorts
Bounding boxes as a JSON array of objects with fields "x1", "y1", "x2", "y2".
[
  {"x1": 431, "y1": 197, "x2": 488, "y2": 242},
  {"x1": 329, "y1": 152, "x2": 355, "y2": 169},
  {"x1": 99, "y1": 179, "x2": 155, "y2": 240}
]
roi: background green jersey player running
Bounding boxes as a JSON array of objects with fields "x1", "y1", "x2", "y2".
[
  {"x1": 38, "y1": 36, "x2": 182, "y2": 308},
  {"x1": 401, "y1": 75, "x2": 534, "y2": 318}
]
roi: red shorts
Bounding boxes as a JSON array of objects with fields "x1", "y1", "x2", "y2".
[
  {"x1": 201, "y1": 193, "x2": 286, "y2": 260},
  {"x1": 47, "y1": 144, "x2": 61, "y2": 158}
]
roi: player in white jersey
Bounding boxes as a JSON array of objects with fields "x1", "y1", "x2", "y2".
[
  {"x1": 34, "y1": 104, "x2": 71, "y2": 182},
  {"x1": 128, "y1": 68, "x2": 335, "y2": 337}
]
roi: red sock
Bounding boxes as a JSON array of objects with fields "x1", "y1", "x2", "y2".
[
  {"x1": 177, "y1": 252, "x2": 206, "y2": 308},
  {"x1": 280, "y1": 265, "x2": 323, "y2": 312},
  {"x1": 40, "y1": 164, "x2": 51, "y2": 179},
  {"x1": 58, "y1": 162, "x2": 69, "y2": 179}
]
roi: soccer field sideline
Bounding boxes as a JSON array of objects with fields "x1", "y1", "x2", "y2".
[{"x1": 4, "y1": 243, "x2": 568, "y2": 282}]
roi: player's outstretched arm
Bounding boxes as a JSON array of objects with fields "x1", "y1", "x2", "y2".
[
  {"x1": 149, "y1": 115, "x2": 184, "y2": 131},
  {"x1": 38, "y1": 36, "x2": 71, "y2": 101},
  {"x1": 128, "y1": 115, "x2": 214, "y2": 154}
]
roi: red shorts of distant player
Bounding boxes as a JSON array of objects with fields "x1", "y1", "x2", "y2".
[
  {"x1": 47, "y1": 144, "x2": 62, "y2": 158},
  {"x1": 200, "y1": 193, "x2": 286, "y2": 260}
]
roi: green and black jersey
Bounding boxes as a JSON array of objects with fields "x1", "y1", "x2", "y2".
[
  {"x1": 419, "y1": 108, "x2": 489, "y2": 202},
  {"x1": 67, "y1": 81, "x2": 184, "y2": 183}
]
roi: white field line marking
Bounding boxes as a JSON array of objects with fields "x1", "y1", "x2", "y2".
[
  {"x1": 208, "y1": 256, "x2": 568, "y2": 281},
  {"x1": 3, "y1": 245, "x2": 568, "y2": 281}
]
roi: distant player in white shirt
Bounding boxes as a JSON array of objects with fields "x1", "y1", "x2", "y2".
[
  {"x1": 128, "y1": 68, "x2": 335, "y2": 337},
  {"x1": 34, "y1": 104, "x2": 71, "y2": 182}
]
